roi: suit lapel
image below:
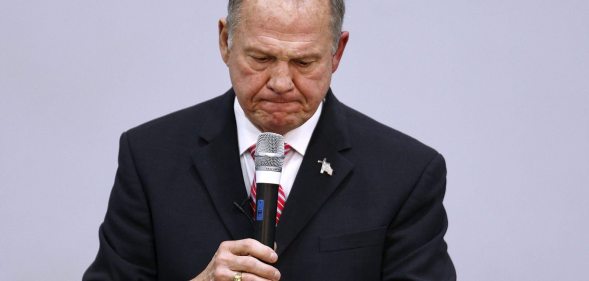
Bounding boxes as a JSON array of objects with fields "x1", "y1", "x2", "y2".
[
  {"x1": 189, "y1": 90, "x2": 354, "y2": 249},
  {"x1": 276, "y1": 91, "x2": 354, "y2": 255},
  {"x1": 190, "y1": 90, "x2": 253, "y2": 240}
]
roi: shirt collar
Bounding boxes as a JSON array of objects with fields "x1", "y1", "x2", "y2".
[{"x1": 234, "y1": 97, "x2": 323, "y2": 156}]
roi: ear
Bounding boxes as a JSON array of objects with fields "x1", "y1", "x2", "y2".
[
  {"x1": 218, "y1": 18, "x2": 230, "y2": 64},
  {"x1": 331, "y1": 31, "x2": 349, "y2": 73}
]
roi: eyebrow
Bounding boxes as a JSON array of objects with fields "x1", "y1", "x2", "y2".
[{"x1": 244, "y1": 46, "x2": 322, "y2": 61}]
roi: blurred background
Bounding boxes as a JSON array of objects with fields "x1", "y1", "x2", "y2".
[{"x1": 1, "y1": 1, "x2": 588, "y2": 280}]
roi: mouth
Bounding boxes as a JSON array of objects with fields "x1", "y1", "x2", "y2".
[
  {"x1": 257, "y1": 100, "x2": 300, "y2": 112},
  {"x1": 261, "y1": 99, "x2": 294, "y2": 103}
]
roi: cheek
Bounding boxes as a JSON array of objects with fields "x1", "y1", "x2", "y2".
[
  {"x1": 229, "y1": 61, "x2": 268, "y2": 98},
  {"x1": 294, "y1": 68, "x2": 332, "y2": 105}
]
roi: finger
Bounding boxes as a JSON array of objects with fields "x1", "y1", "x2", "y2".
[
  {"x1": 227, "y1": 239, "x2": 278, "y2": 264},
  {"x1": 210, "y1": 266, "x2": 241, "y2": 281},
  {"x1": 212, "y1": 268, "x2": 276, "y2": 281},
  {"x1": 230, "y1": 255, "x2": 281, "y2": 281},
  {"x1": 241, "y1": 272, "x2": 279, "y2": 281}
]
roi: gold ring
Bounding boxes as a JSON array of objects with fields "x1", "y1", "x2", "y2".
[{"x1": 233, "y1": 272, "x2": 242, "y2": 281}]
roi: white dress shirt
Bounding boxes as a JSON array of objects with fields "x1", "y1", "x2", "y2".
[{"x1": 234, "y1": 98, "x2": 323, "y2": 199}]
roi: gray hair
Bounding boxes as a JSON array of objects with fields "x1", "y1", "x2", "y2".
[{"x1": 226, "y1": 0, "x2": 345, "y2": 53}]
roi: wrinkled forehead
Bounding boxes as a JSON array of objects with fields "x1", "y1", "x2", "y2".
[
  {"x1": 239, "y1": 0, "x2": 331, "y2": 31},
  {"x1": 244, "y1": 0, "x2": 329, "y2": 13}
]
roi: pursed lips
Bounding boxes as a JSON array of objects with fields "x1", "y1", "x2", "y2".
[{"x1": 256, "y1": 99, "x2": 301, "y2": 111}]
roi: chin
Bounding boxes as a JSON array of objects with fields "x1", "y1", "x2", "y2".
[
  {"x1": 251, "y1": 111, "x2": 306, "y2": 134},
  {"x1": 261, "y1": 120, "x2": 298, "y2": 135}
]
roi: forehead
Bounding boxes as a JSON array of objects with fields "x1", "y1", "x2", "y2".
[
  {"x1": 237, "y1": 0, "x2": 332, "y2": 42},
  {"x1": 242, "y1": 0, "x2": 330, "y2": 19}
]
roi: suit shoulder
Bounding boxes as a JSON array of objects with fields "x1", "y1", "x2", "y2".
[
  {"x1": 123, "y1": 93, "x2": 230, "y2": 148},
  {"x1": 339, "y1": 102, "x2": 439, "y2": 161}
]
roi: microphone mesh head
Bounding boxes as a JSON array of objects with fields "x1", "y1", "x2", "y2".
[{"x1": 255, "y1": 132, "x2": 285, "y2": 171}]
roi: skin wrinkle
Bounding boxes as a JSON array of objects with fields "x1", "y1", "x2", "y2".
[
  {"x1": 220, "y1": 0, "x2": 348, "y2": 135},
  {"x1": 240, "y1": 0, "x2": 331, "y2": 47},
  {"x1": 248, "y1": 0, "x2": 320, "y2": 27},
  {"x1": 243, "y1": 39, "x2": 324, "y2": 70},
  {"x1": 227, "y1": 0, "x2": 344, "y2": 52}
]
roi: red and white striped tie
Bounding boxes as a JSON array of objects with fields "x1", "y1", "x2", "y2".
[{"x1": 249, "y1": 144, "x2": 291, "y2": 224}]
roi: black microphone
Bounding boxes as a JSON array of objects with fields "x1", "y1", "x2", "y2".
[{"x1": 253, "y1": 132, "x2": 285, "y2": 248}]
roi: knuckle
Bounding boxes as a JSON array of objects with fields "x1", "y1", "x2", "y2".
[
  {"x1": 242, "y1": 256, "x2": 257, "y2": 269},
  {"x1": 243, "y1": 238, "x2": 257, "y2": 244},
  {"x1": 212, "y1": 267, "x2": 226, "y2": 279},
  {"x1": 210, "y1": 258, "x2": 221, "y2": 270},
  {"x1": 242, "y1": 238, "x2": 255, "y2": 249},
  {"x1": 216, "y1": 252, "x2": 231, "y2": 264},
  {"x1": 219, "y1": 241, "x2": 231, "y2": 250}
]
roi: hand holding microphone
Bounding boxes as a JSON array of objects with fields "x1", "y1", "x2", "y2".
[
  {"x1": 192, "y1": 132, "x2": 285, "y2": 281},
  {"x1": 190, "y1": 238, "x2": 280, "y2": 281}
]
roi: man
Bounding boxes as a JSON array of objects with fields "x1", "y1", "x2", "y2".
[{"x1": 84, "y1": 0, "x2": 456, "y2": 280}]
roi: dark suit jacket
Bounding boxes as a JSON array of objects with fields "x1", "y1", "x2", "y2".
[{"x1": 83, "y1": 89, "x2": 456, "y2": 280}]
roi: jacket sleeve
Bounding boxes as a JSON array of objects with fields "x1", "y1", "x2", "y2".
[
  {"x1": 83, "y1": 132, "x2": 157, "y2": 280},
  {"x1": 382, "y1": 153, "x2": 456, "y2": 280}
]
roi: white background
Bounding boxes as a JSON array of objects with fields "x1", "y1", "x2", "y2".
[{"x1": 1, "y1": 1, "x2": 588, "y2": 280}]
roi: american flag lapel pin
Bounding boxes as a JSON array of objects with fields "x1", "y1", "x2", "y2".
[{"x1": 317, "y1": 158, "x2": 333, "y2": 176}]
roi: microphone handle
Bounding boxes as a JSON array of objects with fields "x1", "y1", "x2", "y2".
[{"x1": 253, "y1": 182, "x2": 279, "y2": 248}]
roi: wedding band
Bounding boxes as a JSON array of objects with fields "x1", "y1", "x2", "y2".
[{"x1": 233, "y1": 272, "x2": 242, "y2": 281}]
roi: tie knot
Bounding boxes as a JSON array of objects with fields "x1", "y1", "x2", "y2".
[{"x1": 249, "y1": 143, "x2": 292, "y2": 159}]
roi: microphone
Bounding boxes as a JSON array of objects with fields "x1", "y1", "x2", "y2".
[{"x1": 253, "y1": 132, "x2": 285, "y2": 248}]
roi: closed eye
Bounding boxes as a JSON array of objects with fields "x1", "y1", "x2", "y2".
[
  {"x1": 294, "y1": 60, "x2": 313, "y2": 67},
  {"x1": 251, "y1": 56, "x2": 272, "y2": 63}
]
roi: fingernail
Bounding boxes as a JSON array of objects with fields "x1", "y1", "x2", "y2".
[
  {"x1": 274, "y1": 270, "x2": 281, "y2": 280},
  {"x1": 271, "y1": 252, "x2": 278, "y2": 260}
]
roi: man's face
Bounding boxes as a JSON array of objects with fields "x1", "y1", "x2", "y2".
[{"x1": 219, "y1": 0, "x2": 348, "y2": 135}]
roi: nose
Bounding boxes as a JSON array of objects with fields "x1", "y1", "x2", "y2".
[{"x1": 266, "y1": 61, "x2": 294, "y2": 94}]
